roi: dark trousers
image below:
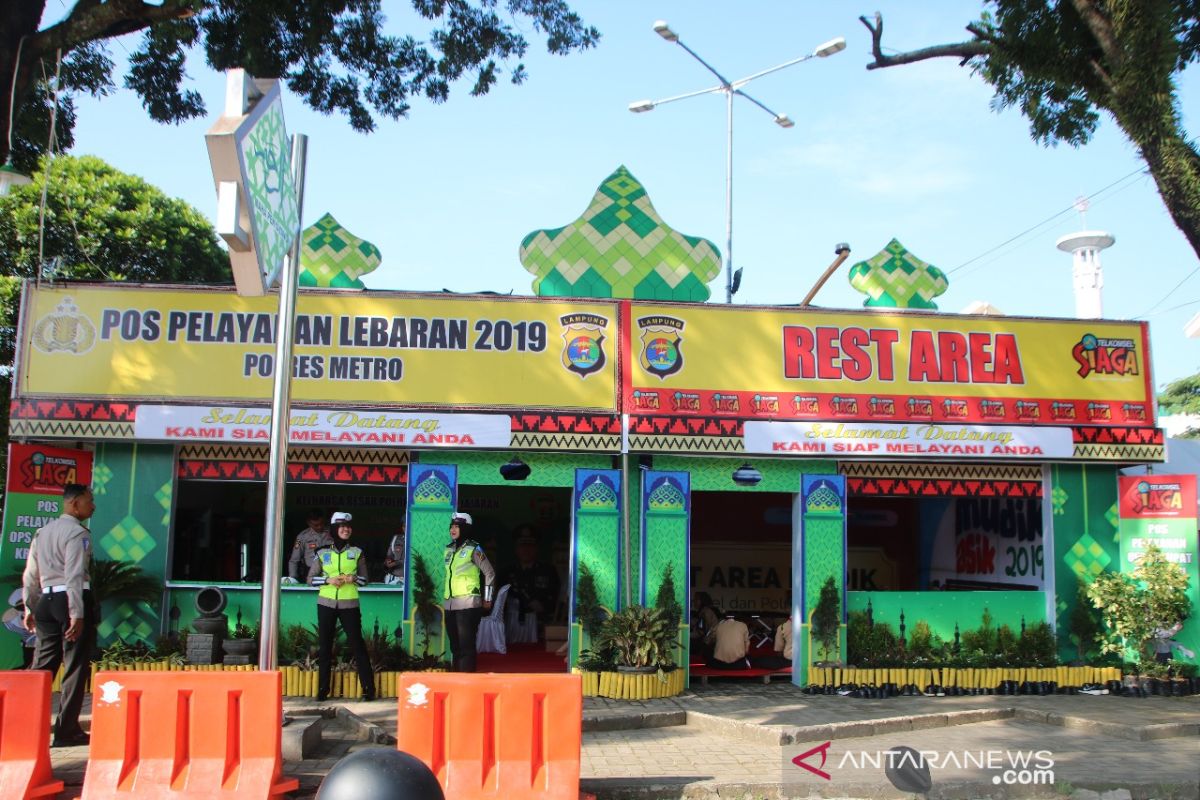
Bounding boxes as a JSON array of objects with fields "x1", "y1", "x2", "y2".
[
  {"x1": 445, "y1": 607, "x2": 483, "y2": 672},
  {"x1": 32, "y1": 589, "x2": 96, "y2": 738},
  {"x1": 316, "y1": 605, "x2": 375, "y2": 698}
]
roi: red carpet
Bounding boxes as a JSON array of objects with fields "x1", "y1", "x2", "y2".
[{"x1": 477, "y1": 642, "x2": 567, "y2": 673}]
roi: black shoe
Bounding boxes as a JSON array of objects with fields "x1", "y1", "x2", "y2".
[
  {"x1": 317, "y1": 691, "x2": 329, "y2": 702},
  {"x1": 53, "y1": 731, "x2": 89, "y2": 748},
  {"x1": 362, "y1": 692, "x2": 377, "y2": 702}
]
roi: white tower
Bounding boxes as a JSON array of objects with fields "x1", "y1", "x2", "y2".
[{"x1": 1055, "y1": 197, "x2": 1113, "y2": 319}]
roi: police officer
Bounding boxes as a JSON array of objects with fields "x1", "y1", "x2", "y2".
[
  {"x1": 307, "y1": 512, "x2": 375, "y2": 702},
  {"x1": 443, "y1": 512, "x2": 495, "y2": 672},
  {"x1": 286, "y1": 509, "x2": 332, "y2": 583},
  {"x1": 22, "y1": 483, "x2": 96, "y2": 747}
]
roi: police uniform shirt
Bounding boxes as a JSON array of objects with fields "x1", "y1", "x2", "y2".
[
  {"x1": 775, "y1": 620, "x2": 793, "y2": 661},
  {"x1": 288, "y1": 527, "x2": 334, "y2": 579},
  {"x1": 22, "y1": 513, "x2": 91, "y2": 619},
  {"x1": 443, "y1": 539, "x2": 497, "y2": 611},
  {"x1": 712, "y1": 617, "x2": 750, "y2": 663}
]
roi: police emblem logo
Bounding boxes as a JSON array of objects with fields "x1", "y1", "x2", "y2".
[
  {"x1": 559, "y1": 313, "x2": 609, "y2": 378},
  {"x1": 637, "y1": 316, "x2": 685, "y2": 380},
  {"x1": 31, "y1": 297, "x2": 96, "y2": 355}
]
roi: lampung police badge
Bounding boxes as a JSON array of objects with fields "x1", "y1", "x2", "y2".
[
  {"x1": 560, "y1": 313, "x2": 609, "y2": 378},
  {"x1": 638, "y1": 315, "x2": 685, "y2": 379}
]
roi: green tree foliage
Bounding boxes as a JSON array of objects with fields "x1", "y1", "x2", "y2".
[
  {"x1": 1157, "y1": 373, "x2": 1200, "y2": 438},
  {"x1": 573, "y1": 561, "x2": 604, "y2": 640},
  {"x1": 1087, "y1": 544, "x2": 1191, "y2": 661},
  {"x1": 0, "y1": 1, "x2": 600, "y2": 170},
  {"x1": 654, "y1": 561, "x2": 683, "y2": 635},
  {"x1": 1068, "y1": 574, "x2": 1103, "y2": 662},
  {"x1": 409, "y1": 551, "x2": 440, "y2": 657},
  {"x1": 811, "y1": 576, "x2": 841, "y2": 662},
  {"x1": 0, "y1": 155, "x2": 230, "y2": 501},
  {"x1": 861, "y1": 3, "x2": 1200, "y2": 261}
]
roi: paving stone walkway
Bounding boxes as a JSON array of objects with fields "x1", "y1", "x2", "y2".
[{"x1": 43, "y1": 682, "x2": 1200, "y2": 799}]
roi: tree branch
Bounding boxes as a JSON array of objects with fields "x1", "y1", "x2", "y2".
[
  {"x1": 28, "y1": 0, "x2": 193, "y2": 60},
  {"x1": 859, "y1": 11, "x2": 987, "y2": 70},
  {"x1": 1069, "y1": 0, "x2": 1121, "y2": 68}
]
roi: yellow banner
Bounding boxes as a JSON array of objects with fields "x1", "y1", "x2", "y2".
[
  {"x1": 630, "y1": 304, "x2": 1153, "y2": 425},
  {"x1": 19, "y1": 285, "x2": 619, "y2": 411}
]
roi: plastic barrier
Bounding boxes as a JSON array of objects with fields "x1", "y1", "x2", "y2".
[
  {"x1": 0, "y1": 670, "x2": 64, "y2": 799},
  {"x1": 397, "y1": 673, "x2": 582, "y2": 800},
  {"x1": 81, "y1": 670, "x2": 299, "y2": 799}
]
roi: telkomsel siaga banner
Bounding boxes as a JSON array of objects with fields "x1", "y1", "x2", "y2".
[
  {"x1": 0, "y1": 443, "x2": 93, "y2": 668},
  {"x1": 1117, "y1": 475, "x2": 1199, "y2": 664}
]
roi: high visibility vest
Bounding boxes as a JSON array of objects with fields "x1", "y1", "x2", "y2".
[
  {"x1": 444, "y1": 541, "x2": 482, "y2": 600},
  {"x1": 317, "y1": 546, "x2": 363, "y2": 602}
]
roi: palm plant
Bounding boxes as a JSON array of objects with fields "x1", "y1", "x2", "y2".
[
  {"x1": 88, "y1": 559, "x2": 162, "y2": 607},
  {"x1": 410, "y1": 552, "x2": 441, "y2": 657}
]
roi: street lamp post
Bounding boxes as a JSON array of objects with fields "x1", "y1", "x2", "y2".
[{"x1": 630, "y1": 21, "x2": 845, "y2": 303}]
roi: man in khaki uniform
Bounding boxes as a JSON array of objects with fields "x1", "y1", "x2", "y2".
[
  {"x1": 707, "y1": 616, "x2": 751, "y2": 669},
  {"x1": 286, "y1": 509, "x2": 332, "y2": 582},
  {"x1": 23, "y1": 483, "x2": 96, "y2": 747}
]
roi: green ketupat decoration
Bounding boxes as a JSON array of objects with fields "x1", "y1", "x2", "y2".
[
  {"x1": 519, "y1": 166, "x2": 721, "y2": 301},
  {"x1": 299, "y1": 212, "x2": 382, "y2": 289},
  {"x1": 847, "y1": 238, "x2": 948, "y2": 309}
]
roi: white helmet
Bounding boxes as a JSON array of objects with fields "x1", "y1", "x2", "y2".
[
  {"x1": 330, "y1": 511, "x2": 352, "y2": 526},
  {"x1": 450, "y1": 512, "x2": 473, "y2": 526}
]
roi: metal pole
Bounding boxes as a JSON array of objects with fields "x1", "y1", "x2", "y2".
[
  {"x1": 258, "y1": 133, "x2": 308, "y2": 669},
  {"x1": 724, "y1": 88, "x2": 734, "y2": 304},
  {"x1": 621, "y1": 413, "x2": 633, "y2": 608}
]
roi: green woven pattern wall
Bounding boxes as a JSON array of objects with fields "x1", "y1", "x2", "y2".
[{"x1": 90, "y1": 443, "x2": 174, "y2": 646}]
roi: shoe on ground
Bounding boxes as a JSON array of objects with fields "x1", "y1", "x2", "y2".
[
  {"x1": 1080, "y1": 683, "x2": 1109, "y2": 696},
  {"x1": 317, "y1": 692, "x2": 329, "y2": 702},
  {"x1": 361, "y1": 693, "x2": 377, "y2": 702}
]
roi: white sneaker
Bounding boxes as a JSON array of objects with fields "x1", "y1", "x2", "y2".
[{"x1": 1080, "y1": 685, "x2": 1108, "y2": 695}]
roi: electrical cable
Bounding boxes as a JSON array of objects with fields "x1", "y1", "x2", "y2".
[
  {"x1": 947, "y1": 167, "x2": 1146, "y2": 275},
  {"x1": 36, "y1": 49, "x2": 63, "y2": 288},
  {"x1": 1135, "y1": 266, "x2": 1200, "y2": 319}
]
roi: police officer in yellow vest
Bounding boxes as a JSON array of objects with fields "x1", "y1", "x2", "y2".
[
  {"x1": 307, "y1": 512, "x2": 375, "y2": 701},
  {"x1": 444, "y1": 512, "x2": 496, "y2": 672}
]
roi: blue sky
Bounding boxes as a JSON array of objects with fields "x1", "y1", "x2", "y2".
[{"x1": 62, "y1": 1, "x2": 1199, "y2": 390}]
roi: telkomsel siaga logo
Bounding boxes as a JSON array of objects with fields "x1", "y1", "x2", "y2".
[{"x1": 787, "y1": 741, "x2": 1054, "y2": 788}]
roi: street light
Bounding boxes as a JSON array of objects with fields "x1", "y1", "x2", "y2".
[{"x1": 630, "y1": 22, "x2": 845, "y2": 303}]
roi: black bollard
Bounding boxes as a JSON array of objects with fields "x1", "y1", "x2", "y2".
[
  {"x1": 317, "y1": 748, "x2": 445, "y2": 800},
  {"x1": 884, "y1": 745, "x2": 933, "y2": 795}
]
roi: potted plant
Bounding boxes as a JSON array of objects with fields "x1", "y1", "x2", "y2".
[
  {"x1": 576, "y1": 604, "x2": 685, "y2": 699},
  {"x1": 599, "y1": 605, "x2": 676, "y2": 673},
  {"x1": 222, "y1": 622, "x2": 257, "y2": 658}
]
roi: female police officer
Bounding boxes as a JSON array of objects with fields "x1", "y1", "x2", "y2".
[
  {"x1": 443, "y1": 512, "x2": 496, "y2": 672},
  {"x1": 308, "y1": 512, "x2": 375, "y2": 701}
]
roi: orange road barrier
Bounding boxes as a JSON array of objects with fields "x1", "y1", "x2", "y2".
[
  {"x1": 81, "y1": 670, "x2": 298, "y2": 799},
  {"x1": 0, "y1": 671, "x2": 64, "y2": 799},
  {"x1": 398, "y1": 673, "x2": 583, "y2": 800}
]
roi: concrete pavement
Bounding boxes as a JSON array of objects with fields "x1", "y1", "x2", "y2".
[{"x1": 44, "y1": 681, "x2": 1200, "y2": 799}]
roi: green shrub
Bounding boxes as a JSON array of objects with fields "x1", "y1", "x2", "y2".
[
  {"x1": 1017, "y1": 621, "x2": 1058, "y2": 667},
  {"x1": 847, "y1": 611, "x2": 899, "y2": 666},
  {"x1": 907, "y1": 620, "x2": 934, "y2": 659}
]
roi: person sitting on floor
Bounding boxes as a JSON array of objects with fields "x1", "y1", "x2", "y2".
[
  {"x1": 706, "y1": 615, "x2": 751, "y2": 670},
  {"x1": 752, "y1": 615, "x2": 792, "y2": 670},
  {"x1": 690, "y1": 592, "x2": 721, "y2": 659}
]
